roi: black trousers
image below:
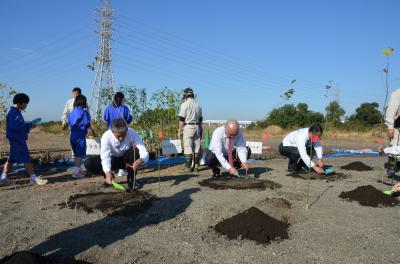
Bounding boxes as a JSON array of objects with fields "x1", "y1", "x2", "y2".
[
  {"x1": 84, "y1": 147, "x2": 140, "y2": 187},
  {"x1": 279, "y1": 142, "x2": 315, "y2": 171},
  {"x1": 205, "y1": 147, "x2": 251, "y2": 169}
]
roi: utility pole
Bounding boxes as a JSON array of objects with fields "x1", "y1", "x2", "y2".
[{"x1": 89, "y1": 0, "x2": 116, "y2": 120}]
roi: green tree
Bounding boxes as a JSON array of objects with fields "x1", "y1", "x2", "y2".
[
  {"x1": 261, "y1": 103, "x2": 324, "y2": 129},
  {"x1": 325, "y1": 101, "x2": 345, "y2": 125},
  {"x1": 349, "y1": 102, "x2": 382, "y2": 126}
]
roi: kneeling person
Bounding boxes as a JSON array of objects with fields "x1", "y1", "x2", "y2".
[
  {"x1": 205, "y1": 120, "x2": 250, "y2": 177},
  {"x1": 279, "y1": 124, "x2": 324, "y2": 174},
  {"x1": 86, "y1": 118, "x2": 149, "y2": 189}
]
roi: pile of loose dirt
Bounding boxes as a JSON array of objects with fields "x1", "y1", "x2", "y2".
[
  {"x1": 0, "y1": 251, "x2": 89, "y2": 264},
  {"x1": 199, "y1": 177, "x2": 281, "y2": 190},
  {"x1": 286, "y1": 170, "x2": 347, "y2": 181},
  {"x1": 340, "y1": 161, "x2": 373, "y2": 171},
  {"x1": 60, "y1": 190, "x2": 155, "y2": 217},
  {"x1": 339, "y1": 185, "x2": 399, "y2": 207},
  {"x1": 214, "y1": 207, "x2": 290, "y2": 244}
]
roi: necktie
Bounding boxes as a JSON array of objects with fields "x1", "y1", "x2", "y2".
[{"x1": 228, "y1": 137, "x2": 233, "y2": 166}]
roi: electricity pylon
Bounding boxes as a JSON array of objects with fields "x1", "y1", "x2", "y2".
[{"x1": 89, "y1": 0, "x2": 116, "y2": 120}]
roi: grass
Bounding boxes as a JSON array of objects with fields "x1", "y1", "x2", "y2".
[{"x1": 245, "y1": 124, "x2": 386, "y2": 143}]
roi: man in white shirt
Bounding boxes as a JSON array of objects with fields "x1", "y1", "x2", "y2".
[
  {"x1": 61, "y1": 87, "x2": 81, "y2": 130},
  {"x1": 205, "y1": 120, "x2": 250, "y2": 177},
  {"x1": 380, "y1": 115, "x2": 400, "y2": 178},
  {"x1": 384, "y1": 89, "x2": 400, "y2": 178},
  {"x1": 279, "y1": 124, "x2": 324, "y2": 174},
  {"x1": 385, "y1": 88, "x2": 400, "y2": 146},
  {"x1": 84, "y1": 118, "x2": 149, "y2": 189}
]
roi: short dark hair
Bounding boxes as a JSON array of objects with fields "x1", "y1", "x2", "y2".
[
  {"x1": 72, "y1": 87, "x2": 82, "y2": 94},
  {"x1": 183, "y1": 87, "x2": 194, "y2": 99},
  {"x1": 113, "y1": 92, "x2": 125, "y2": 107},
  {"x1": 13, "y1": 93, "x2": 30, "y2": 105},
  {"x1": 74, "y1": 95, "x2": 87, "y2": 108},
  {"x1": 111, "y1": 118, "x2": 128, "y2": 133},
  {"x1": 309, "y1": 123, "x2": 323, "y2": 135}
]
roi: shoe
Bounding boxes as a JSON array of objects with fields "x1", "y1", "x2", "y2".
[
  {"x1": 193, "y1": 165, "x2": 199, "y2": 173},
  {"x1": 183, "y1": 166, "x2": 193, "y2": 173},
  {"x1": 100, "y1": 182, "x2": 111, "y2": 188},
  {"x1": 72, "y1": 171, "x2": 86, "y2": 179},
  {"x1": 387, "y1": 168, "x2": 395, "y2": 178},
  {"x1": 30, "y1": 176, "x2": 48, "y2": 185},
  {"x1": 133, "y1": 182, "x2": 143, "y2": 189},
  {"x1": 0, "y1": 176, "x2": 12, "y2": 186},
  {"x1": 117, "y1": 169, "x2": 127, "y2": 177},
  {"x1": 211, "y1": 168, "x2": 221, "y2": 178}
]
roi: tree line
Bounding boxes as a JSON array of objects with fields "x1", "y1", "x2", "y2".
[{"x1": 250, "y1": 101, "x2": 383, "y2": 130}]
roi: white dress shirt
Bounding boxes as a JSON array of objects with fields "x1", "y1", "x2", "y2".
[
  {"x1": 101, "y1": 128, "x2": 149, "y2": 173},
  {"x1": 383, "y1": 145, "x2": 400, "y2": 155},
  {"x1": 61, "y1": 98, "x2": 74, "y2": 125},
  {"x1": 208, "y1": 126, "x2": 248, "y2": 171},
  {"x1": 385, "y1": 88, "x2": 400, "y2": 130},
  {"x1": 282, "y1": 127, "x2": 323, "y2": 168}
]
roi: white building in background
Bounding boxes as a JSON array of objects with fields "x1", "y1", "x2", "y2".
[{"x1": 203, "y1": 120, "x2": 254, "y2": 128}]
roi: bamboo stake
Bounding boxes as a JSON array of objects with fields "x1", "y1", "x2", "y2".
[{"x1": 305, "y1": 142, "x2": 313, "y2": 210}]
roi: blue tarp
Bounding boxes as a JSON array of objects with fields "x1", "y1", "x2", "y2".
[
  {"x1": 146, "y1": 156, "x2": 185, "y2": 167},
  {"x1": 323, "y1": 148, "x2": 380, "y2": 158}
]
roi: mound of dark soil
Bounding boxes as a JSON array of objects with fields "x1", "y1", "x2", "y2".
[
  {"x1": 214, "y1": 207, "x2": 290, "y2": 244},
  {"x1": 0, "y1": 251, "x2": 90, "y2": 264},
  {"x1": 199, "y1": 177, "x2": 281, "y2": 190},
  {"x1": 339, "y1": 185, "x2": 399, "y2": 207},
  {"x1": 340, "y1": 161, "x2": 373, "y2": 171},
  {"x1": 60, "y1": 190, "x2": 155, "y2": 217},
  {"x1": 286, "y1": 170, "x2": 347, "y2": 181}
]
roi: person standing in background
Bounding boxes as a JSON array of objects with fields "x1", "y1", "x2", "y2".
[
  {"x1": 61, "y1": 87, "x2": 82, "y2": 131},
  {"x1": 178, "y1": 88, "x2": 203, "y2": 173}
]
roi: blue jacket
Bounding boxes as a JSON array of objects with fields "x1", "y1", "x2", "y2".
[
  {"x1": 6, "y1": 107, "x2": 32, "y2": 142},
  {"x1": 68, "y1": 107, "x2": 91, "y2": 138},
  {"x1": 103, "y1": 104, "x2": 133, "y2": 129}
]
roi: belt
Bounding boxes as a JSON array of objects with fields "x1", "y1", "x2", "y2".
[{"x1": 185, "y1": 123, "x2": 199, "y2": 125}]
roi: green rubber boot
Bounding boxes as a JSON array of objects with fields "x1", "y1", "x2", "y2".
[
  {"x1": 183, "y1": 154, "x2": 193, "y2": 173},
  {"x1": 193, "y1": 153, "x2": 201, "y2": 173}
]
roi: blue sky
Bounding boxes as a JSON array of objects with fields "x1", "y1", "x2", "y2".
[{"x1": 0, "y1": 0, "x2": 399, "y2": 121}]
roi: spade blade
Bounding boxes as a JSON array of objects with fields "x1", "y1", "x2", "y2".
[{"x1": 112, "y1": 181, "x2": 126, "y2": 192}]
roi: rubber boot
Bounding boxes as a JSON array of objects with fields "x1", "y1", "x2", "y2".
[
  {"x1": 183, "y1": 154, "x2": 193, "y2": 173},
  {"x1": 193, "y1": 153, "x2": 201, "y2": 173}
]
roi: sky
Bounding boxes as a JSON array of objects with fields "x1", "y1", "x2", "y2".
[{"x1": 0, "y1": 0, "x2": 399, "y2": 122}]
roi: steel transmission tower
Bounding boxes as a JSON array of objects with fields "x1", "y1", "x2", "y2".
[{"x1": 89, "y1": 0, "x2": 116, "y2": 120}]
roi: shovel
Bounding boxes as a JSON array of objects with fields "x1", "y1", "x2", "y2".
[
  {"x1": 324, "y1": 168, "x2": 334, "y2": 175},
  {"x1": 111, "y1": 181, "x2": 126, "y2": 192},
  {"x1": 383, "y1": 190, "x2": 395, "y2": 196}
]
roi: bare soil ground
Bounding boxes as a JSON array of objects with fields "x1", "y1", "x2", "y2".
[{"x1": 0, "y1": 131, "x2": 399, "y2": 264}]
